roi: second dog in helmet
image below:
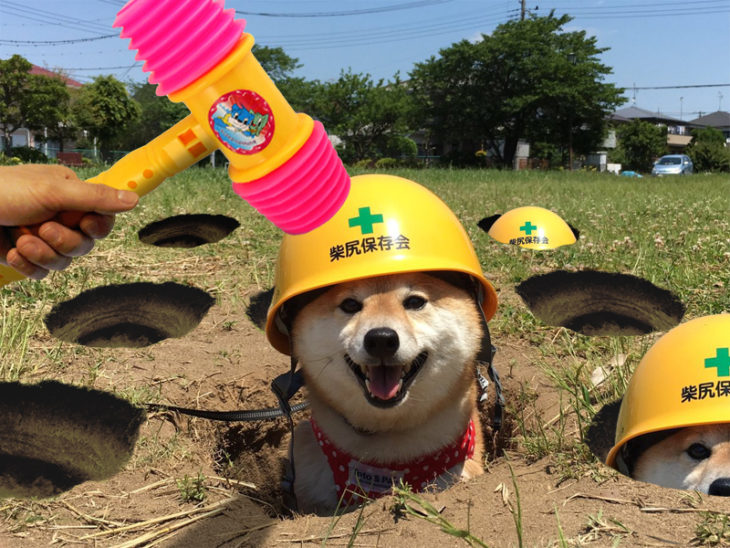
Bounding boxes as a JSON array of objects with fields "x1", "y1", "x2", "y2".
[
  {"x1": 266, "y1": 174, "x2": 498, "y2": 514},
  {"x1": 607, "y1": 314, "x2": 730, "y2": 496}
]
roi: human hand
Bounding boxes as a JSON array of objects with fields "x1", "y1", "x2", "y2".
[{"x1": 0, "y1": 164, "x2": 139, "y2": 280}]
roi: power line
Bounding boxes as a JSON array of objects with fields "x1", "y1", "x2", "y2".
[
  {"x1": 0, "y1": 34, "x2": 117, "y2": 45},
  {"x1": 564, "y1": 8, "x2": 730, "y2": 19},
  {"x1": 234, "y1": 0, "x2": 454, "y2": 18},
  {"x1": 256, "y1": 10, "x2": 516, "y2": 49},
  {"x1": 0, "y1": 1, "x2": 110, "y2": 34},
  {"x1": 550, "y1": 0, "x2": 728, "y2": 8},
  {"x1": 543, "y1": 1, "x2": 730, "y2": 19},
  {"x1": 627, "y1": 83, "x2": 730, "y2": 90},
  {"x1": 54, "y1": 65, "x2": 140, "y2": 71}
]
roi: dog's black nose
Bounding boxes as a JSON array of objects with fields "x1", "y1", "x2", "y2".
[
  {"x1": 709, "y1": 478, "x2": 730, "y2": 496},
  {"x1": 364, "y1": 328, "x2": 400, "y2": 358}
]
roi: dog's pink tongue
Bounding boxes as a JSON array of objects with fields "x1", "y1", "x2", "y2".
[{"x1": 367, "y1": 366, "x2": 402, "y2": 400}]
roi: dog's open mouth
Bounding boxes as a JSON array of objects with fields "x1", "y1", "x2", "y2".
[{"x1": 344, "y1": 352, "x2": 428, "y2": 408}]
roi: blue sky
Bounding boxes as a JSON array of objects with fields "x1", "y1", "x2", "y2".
[{"x1": 1, "y1": 0, "x2": 728, "y2": 121}]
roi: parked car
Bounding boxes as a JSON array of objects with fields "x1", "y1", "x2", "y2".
[{"x1": 651, "y1": 154, "x2": 693, "y2": 176}]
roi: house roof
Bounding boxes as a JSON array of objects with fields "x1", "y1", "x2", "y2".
[
  {"x1": 611, "y1": 105, "x2": 682, "y2": 124},
  {"x1": 688, "y1": 110, "x2": 730, "y2": 128},
  {"x1": 30, "y1": 65, "x2": 83, "y2": 89}
]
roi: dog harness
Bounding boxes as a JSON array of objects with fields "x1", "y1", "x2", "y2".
[{"x1": 310, "y1": 417, "x2": 476, "y2": 505}]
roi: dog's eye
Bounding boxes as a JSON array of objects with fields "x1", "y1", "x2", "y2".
[
  {"x1": 403, "y1": 295, "x2": 427, "y2": 310},
  {"x1": 339, "y1": 298, "x2": 362, "y2": 314},
  {"x1": 686, "y1": 443, "x2": 711, "y2": 460}
]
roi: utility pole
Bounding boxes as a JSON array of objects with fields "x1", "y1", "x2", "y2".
[{"x1": 521, "y1": 0, "x2": 526, "y2": 20}]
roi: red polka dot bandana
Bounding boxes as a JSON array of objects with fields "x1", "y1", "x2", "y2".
[{"x1": 310, "y1": 417, "x2": 476, "y2": 505}]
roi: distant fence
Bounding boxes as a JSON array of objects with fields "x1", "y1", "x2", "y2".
[{"x1": 43, "y1": 147, "x2": 131, "y2": 164}]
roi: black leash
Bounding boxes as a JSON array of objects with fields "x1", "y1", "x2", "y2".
[
  {"x1": 144, "y1": 368, "x2": 308, "y2": 422},
  {"x1": 145, "y1": 400, "x2": 309, "y2": 422}
]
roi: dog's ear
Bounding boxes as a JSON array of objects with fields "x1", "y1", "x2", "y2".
[
  {"x1": 621, "y1": 428, "x2": 682, "y2": 475},
  {"x1": 280, "y1": 287, "x2": 330, "y2": 329},
  {"x1": 425, "y1": 271, "x2": 475, "y2": 294}
]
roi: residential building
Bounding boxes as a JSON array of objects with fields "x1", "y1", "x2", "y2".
[
  {"x1": 610, "y1": 105, "x2": 693, "y2": 152},
  {"x1": 688, "y1": 111, "x2": 730, "y2": 144},
  {"x1": 1, "y1": 65, "x2": 83, "y2": 154}
]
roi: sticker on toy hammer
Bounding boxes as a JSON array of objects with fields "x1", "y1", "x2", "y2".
[{"x1": 209, "y1": 89, "x2": 274, "y2": 155}]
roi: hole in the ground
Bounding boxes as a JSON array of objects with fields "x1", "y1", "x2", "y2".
[
  {"x1": 245, "y1": 288, "x2": 274, "y2": 329},
  {"x1": 477, "y1": 214, "x2": 502, "y2": 233},
  {"x1": 0, "y1": 381, "x2": 145, "y2": 499},
  {"x1": 585, "y1": 399, "x2": 622, "y2": 465},
  {"x1": 516, "y1": 270, "x2": 685, "y2": 336},
  {"x1": 478, "y1": 381, "x2": 518, "y2": 461},
  {"x1": 591, "y1": 400, "x2": 730, "y2": 495},
  {"x1": 214, "y1": 411, "x2": 293, "y2": 515},
  {"x1": 210, "y1": 379, "x2": 518, "y2": 515},
  {"x1": 138, "y1": 214, "x2": 240, "y2": 248},
  {"x1": 45, "y1": 282, "x2": 215, "y2": 348}
]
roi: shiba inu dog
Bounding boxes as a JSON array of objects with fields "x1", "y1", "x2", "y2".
[
  {"x1": 283, "y1": 271, "x2": 485, "y2": 514},
  {"x1": 627, "y1": 425, "x2": 730, "y2": 496}
]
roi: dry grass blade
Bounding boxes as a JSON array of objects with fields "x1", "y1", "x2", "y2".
[
  {"x1": 641, "y1": 507, "x2": 719, "y2": 514},
  {"x1": 109, "y1": 504, "x2": 230, "y2": 548},
  {"x1": 62, "y1": 501, "x2": 127, "y2": 527},
  {"x1": 564, "y1": 493, "x2": 637, "y2": 506},
  {"x1": 494, "y1": 482, "x2": 511, "y2": 507},
  {"x1": 208, "y1": 475, "x2": 257, "y2": 490},
  {"x1": 128, "y1": 478, "x2": 175, "y2": 494},
  {"x1": 80, "y1": 497, "x2": 235, "y2": 540},
  {"x1": 276, "y1": 527, "x2": 395, "y2": 543}
]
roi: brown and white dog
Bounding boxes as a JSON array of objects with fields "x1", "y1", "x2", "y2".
[
  {"x1": 624, "y1": 425, "x2": 730, "y2": 496},
  {"x1": 283, "y1": 271, "x2": 486, "y2": 514}
]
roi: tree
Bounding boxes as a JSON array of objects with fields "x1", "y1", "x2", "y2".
[
  {"x1": 253, "y1": 44, "x2": 302, "y2": 83},
  {"x1": 615, "y1": 119, "x2": 667, "y2": 171},
  {"x1": 72, "y1": 75, "x2": 140, "y2": 159},
  {"x1": 408, "y1": 14, "x2": 625, "y2": 167},
  {"x1": 250, "y1": 45, "x2": 323, "y2": 114},
  {"x1": 314, "y1": 70, "x2": 413, "y2": 163},
  {"x1": 407, "y1": 40, "x2": 483, "y2": 164},
  {"x1": 0, "y1": 55, "x2": 71, "y2": 152},
  {"x1": 687, "y1": 127, "x2": 730, "y2": 172},
  {"x1": 278, "y1": 76, "x2": 324, "y2": 115},
  {"x1": 114, "y1": 83, "x2": 188, "y2": 151}
]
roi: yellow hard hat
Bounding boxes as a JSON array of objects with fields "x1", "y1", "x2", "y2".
[
  {"x1": 487, "y1": 206, "x2": 576, "y2": 249},
  {"x1": 606, "y1": 314, "x2": 730, "y2": 469},
  {"x1": 265, "y1": 174, "x2": 498, "y2": 355}
]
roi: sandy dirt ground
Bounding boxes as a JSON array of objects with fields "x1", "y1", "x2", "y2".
[{"x1": 2, "y1": 279, "x2": 730, "y2": 548}]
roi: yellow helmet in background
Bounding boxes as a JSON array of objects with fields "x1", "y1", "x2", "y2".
[
  {"x1": 488, "y1": 206, "x2": 576, "y2": 250},
  {"x1": 265, "y1": 174, "x2": 498, "y2": 355},
  {"x1": 606, "y1": 314, "x2": 730, "y2": 468}
]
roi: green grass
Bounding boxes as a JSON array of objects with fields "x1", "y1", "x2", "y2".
[
  {"x1": 0, "y1": 293, "x2": 44, "y2": 380},
  {"x1": 176, "y1": 472, "x2": 208, "y2": 504},
  {"x1": 694, "y1": 512, "x2": 730, "y2": 546},
  {"x1": 391, "y1": 482, "x2": 491, "y2": 547}
]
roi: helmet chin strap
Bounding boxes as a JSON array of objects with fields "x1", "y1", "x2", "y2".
[
  {"x1": 270, "y1": 313, "x2": 305, "y2": 511},
  {"x1": 472, "y1": 279, "x2": 505, "y2": 432}
]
